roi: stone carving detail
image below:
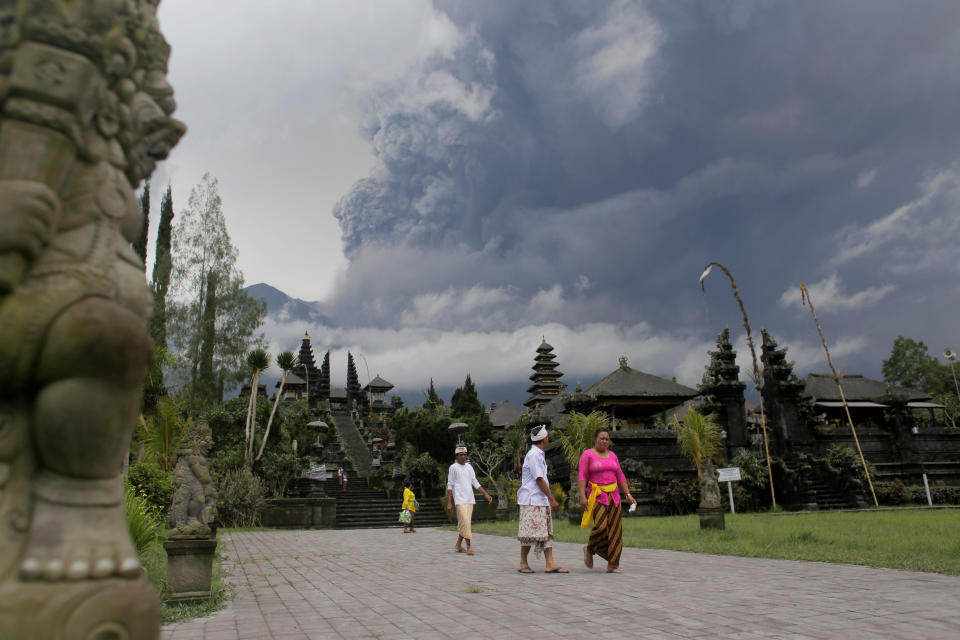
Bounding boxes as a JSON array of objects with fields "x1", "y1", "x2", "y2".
[
  {"x1": 169, "y1": 420, "x2": 217, "y2": 538},
  {"x1": 0, "y1": 2, "x2": 184, "y2": 638},
  {"x1": 698, "y1": 458, "x2": 722, "y2": 509},
  {"x1": 699, "y1": 327, "x2": 748, "y2": 450}
]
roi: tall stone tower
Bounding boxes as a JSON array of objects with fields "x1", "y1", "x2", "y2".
[
  {"x1": 297, "y1": 332, "x2": 322, "y2": 405},
  {"x1": 699, "y1": 327, "x2": 748, "y2": 453},
  {"x1": 761, "y1": 329, "x2": 815, "y2": 453},
  {"x1": 524, "y1": 338, "x2": 565, "y2": 410},
  {"x1": 318, "y1": 350, "x2": 331, "y2": 401}
]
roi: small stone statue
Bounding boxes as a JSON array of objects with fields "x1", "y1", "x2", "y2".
[
  {"x1": 699, "y1": 458, "x2": 723, "y2": 509},
  {"x1": 0, "y1": 2, "x2": 184, "y2": 637},
  {"x1": 169, "y1": 420, "x2": 217, "y2": 538}
]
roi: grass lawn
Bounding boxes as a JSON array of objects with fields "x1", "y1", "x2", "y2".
[{"x1": 466, "y1": 508, "x2": 960, "y2": 575}]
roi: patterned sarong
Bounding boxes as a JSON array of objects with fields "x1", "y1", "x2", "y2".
[
  {"x1": 587, "y1": 501, "x2": 622, "y2": 568},
  {"x1": 455, "y1": 503, "x2": 474, "y2": 540},
  {"x1": 517, "y1": 505, "x2": 553, "y2": 558}
]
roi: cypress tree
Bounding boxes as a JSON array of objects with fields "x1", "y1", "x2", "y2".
[
  {"x1": 149, "y1": 184, "x2": 174, "y2": 348},
  {"x1": 134, "y1": 180, "x2": 150, "y2": 267}
]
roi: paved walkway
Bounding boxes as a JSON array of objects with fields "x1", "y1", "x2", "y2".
[{"x1": 161, "y1": 528, "x2": 960, "y2": 640}]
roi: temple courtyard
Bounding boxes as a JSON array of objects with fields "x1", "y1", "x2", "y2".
[{"x1": 160, "y1": 528, "x2": 959, "y2": 640}]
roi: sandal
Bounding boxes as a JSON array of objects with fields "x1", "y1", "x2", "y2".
[{"x1": 517, "y1": 567, "x2": 535, "y2": 574}]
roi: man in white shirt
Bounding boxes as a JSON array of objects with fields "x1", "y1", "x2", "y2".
[
  {"x1": 517, "y1": 425, "x2": 566, "y2": 573},
  {"x1": 446, "y1": 445, "x2": 493, "y2": 555}
]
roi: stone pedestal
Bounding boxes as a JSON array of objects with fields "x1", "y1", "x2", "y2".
[
  {"x1": 163, "y1": 538, "x2": 218, "y2": 604},
  {"x1": 698, "y1": 506, "x2": 725, "y2": 530}
]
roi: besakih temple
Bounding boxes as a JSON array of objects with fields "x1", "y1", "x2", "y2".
[
  {"x1": 584, "y1": 356, "x2": 699, "y2": 428},
  {"x1": 364, "y1": 374, "x2": 395, "y2": 418},
  {"x1": 525, "y1": 332, "x2": 960, "y2": 506},
  {"x1": 804, "y1": 373, "x2": 935, "y2": 427},
  {"x1": 277, "y1": 372, "x2": 307, "y2": 402},
  {"x1": 488, "y1": 400, "x2": 525, "y2": 433},
  {"x1": 524, "y1": 338, "x2": 566, "y2": 409}
]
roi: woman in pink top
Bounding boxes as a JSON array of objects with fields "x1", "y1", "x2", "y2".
[{"x1": 578, "y1": 430, "x2": 636, "y2": 573}]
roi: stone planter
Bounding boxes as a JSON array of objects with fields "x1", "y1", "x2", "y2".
[
  {"x1": 163, "y1": 537, "x2": 218, "y2": 604},
  {"x1": 698, "y1": 506, "x2": 725, "y2": 530}
]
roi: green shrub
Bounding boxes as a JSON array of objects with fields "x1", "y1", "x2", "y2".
[
  {"x1": 124, "y1": 482, "x2": 165, "y2": 555},
  {"x1": 127, "y1": 461, "x2": 173, "y2": 518},
  {"x1": 658, "y1": 480, "x2": 699, "y2": 515},
  {"x1": 730, "y1": 450, "x2": 770, "y2": 512},
  {"x1": 550, "y1": 483, "x2": 567, "y2": 514},
  {"x1": 260, "y1": 451, "x2": 299, "y2": 498},
  {"x1": 910, "y1": 486, "x2": 960, "y2": 505},
  {"x1": 875, "y1": 478, "x2": 911, "y2": 505},
  {"x1": 217, "y1": 468, "x2": 266, "y2": 528}
]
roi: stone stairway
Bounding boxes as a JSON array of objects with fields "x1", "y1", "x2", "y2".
[
  {"x1": 329, "y1": 410, "x2": 373, "y2": 477},
  {"x1": 784, "y1": 459, "x2": 858, "y2": 510},
  {"x1": 806, "y1": 478, "x2": 855, "y2": 510},
  {"x1": 316, "y1": 474, "x2": 449, "y2": 529}
]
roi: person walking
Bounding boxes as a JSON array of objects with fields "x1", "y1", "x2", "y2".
[
  {"x1": 401, "y1": 479, "x2": 418, "y2": 533},
  {"x1": 337, "y1": 466, "x2": 344, "y2": 490},
  {"x1": 517, "y1": 425, "x2": 567, "y2": 573},
  {"x1": 578, "y1": 429, "x2": 636, "y2": 573},
  {"x1": 446, "y1": 444, "x2": 493, "y2": 555}
]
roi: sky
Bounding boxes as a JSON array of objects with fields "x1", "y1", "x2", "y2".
[{"x1": 151, "y1": 1, "x2": 960, "y2": 406}]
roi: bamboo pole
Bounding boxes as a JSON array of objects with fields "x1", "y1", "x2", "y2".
[
  {"x1": 800, "y1": 282, "x2": 878, "y2": 506},
  {"x1": 700, "y1": 262, "x2": 777, "y2": 509}
]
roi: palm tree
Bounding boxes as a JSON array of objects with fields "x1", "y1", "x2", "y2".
[
  {"x1": 138, "y1": 396, "x2": 186, "y2": 471},
  {"x1": 557, "y1": 411, "x2": 608, "y2": 509},
  {"x1": 256, "y1": 351, "x2": 296, "y2": 461},
  {"x1": 674, "y1": 408, "x2": 722, "y2": 480},
  {"x1": 244, "y1": 347, "x2": 270, "y2": 465}
]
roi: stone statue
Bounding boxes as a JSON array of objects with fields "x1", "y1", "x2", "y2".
[
  {"x1": 0, "y1": 1, "x2": 184, "y2": 637},
  {"x1": 169, "y1": 420, "x2": 217, "y2": 538},
  {"x1": 699, "y1": 458, "x2": 722, "y2": 509}
]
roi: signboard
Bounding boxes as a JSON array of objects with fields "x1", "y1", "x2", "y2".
[{"x1": 717, "y1": 467, "x2": 741, "y2": 482}]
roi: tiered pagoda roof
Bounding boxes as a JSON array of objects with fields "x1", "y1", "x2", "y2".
[
  {"x1": 297, "y1": 332, "x2": 322, "y2": 400},
  {"x1": 524, "y1": 338, "x2": 565, "y2": 409},
  {"x1": 318, "y1": 350, "x2": 330, "y2": 400},
  {"x1": 363, "y1": 375, "x2": 394, "y2": 393}
]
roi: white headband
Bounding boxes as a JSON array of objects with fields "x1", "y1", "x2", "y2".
[
  {"x1": 531, "y1": 425, "x2": 548, "y2": 442},
  {"x1": 454, "y1": 445, "x2": 468, "y2": 454}
]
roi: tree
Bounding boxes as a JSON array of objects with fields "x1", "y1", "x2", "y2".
[
  {"x1": 167, "y1": 174, "x2": 266, "y2": 403},
  {"x1": 244, "y1": 348, "x2": 270, "y2": 465},
  {"x1": 134, "y1": 179, "x2": 150, "y2": 268},
  {"x1": 138, "y1": 396, "x2": 187, "y2": 472},
  {"x1": 196, "y1": 270, "x2": 219, "y2": 405},
  {"x1": 451, "y1": 374, "x2": 483, "y2": 417},
  {"x1": 149, "y1": 183, "x2": 175, "y2": 349},
  {"x1": 674, "y1": 408, "x2": 722, "y2": 480},
  {"x1": 256, "y1": 351, "x2": 296, "y2": 461},
  {"x1": 426, "y1": 378, "x2": 444, "y2": 409},
  {"x1": 882, "y1": 335, "x2": 950, "y2": 394},
  {"x1": 469, "y1": 440, "x2": 508, "y2": 507},
  {"x1": 557, "y1": 411, "x2": 607, "y2": 509}
]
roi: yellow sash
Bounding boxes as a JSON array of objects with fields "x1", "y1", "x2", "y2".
[{"x1": 580, "y1": 482, "x2": 617, "y2": 528}]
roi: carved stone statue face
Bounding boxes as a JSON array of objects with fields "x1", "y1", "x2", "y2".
[{"x1": 124, "y1": 84, "x2": 184, "y2": 183}]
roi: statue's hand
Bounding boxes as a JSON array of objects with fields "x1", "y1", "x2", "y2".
[{"x1": 0, "y1": 180, "x2": 61, "y2": 292}]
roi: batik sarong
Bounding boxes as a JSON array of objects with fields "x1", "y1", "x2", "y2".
[
  {"x1": 587, "y1": 501, "x2": 622, "y2": 567},
  {"x1": 517, "y1": 504, "x2": 553, "y2": 558},
  {"x1": 455, "y1": 503, "x2": 474, "y2": 540}
]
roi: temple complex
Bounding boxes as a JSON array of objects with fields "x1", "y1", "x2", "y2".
[
  {"x1": 524, "y1": 339, "x2": 566, "y2": 410},
  {"x1": 364, "y1": 374, "x2": 396, "y2": 419}
]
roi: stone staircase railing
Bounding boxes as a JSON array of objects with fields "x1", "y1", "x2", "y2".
[{"x1": 330, "y1": 410, "x2": 374, "y2": 478}]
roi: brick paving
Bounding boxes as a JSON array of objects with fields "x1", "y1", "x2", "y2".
[{"x1": 161, "y1": 528, "x2": 960, "y2": 640}]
